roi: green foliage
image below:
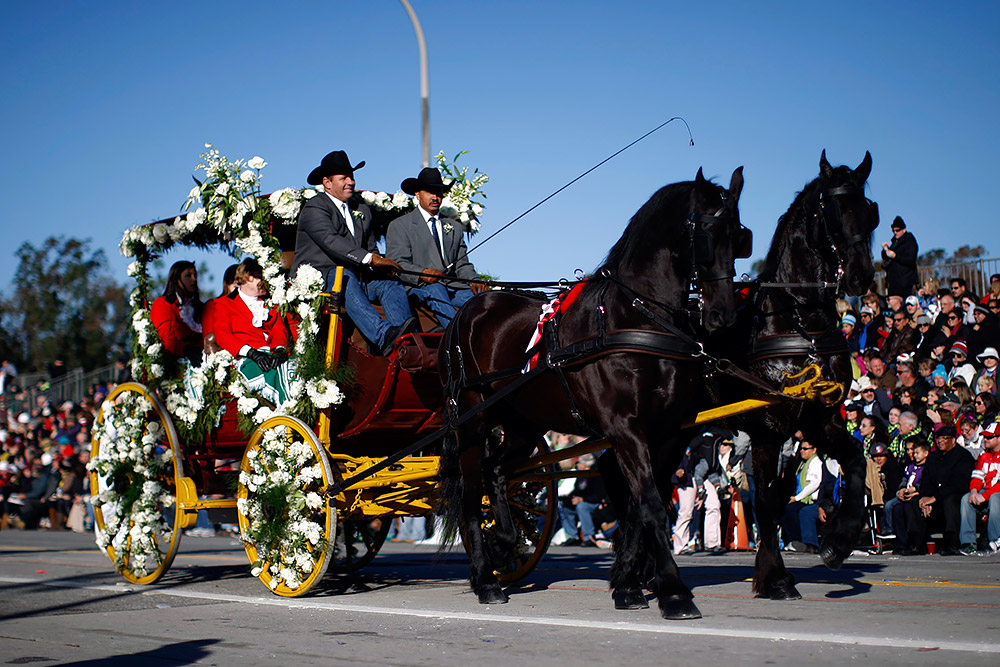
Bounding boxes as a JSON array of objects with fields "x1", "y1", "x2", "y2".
[{"x1": 1, "y1": 236, "x2": 129, "y2": 371}]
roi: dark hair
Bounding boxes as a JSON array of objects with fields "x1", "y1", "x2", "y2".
[
  {"x1": 162, "y1": 261, "x2": 202, "y2": 317},
  {"x1": 951, "y1": 277, "x2": 967, "y2": 289},
  {"x1": 977, "y1": 392, "x2": 999, "y2": 422},
  {"x1": 222, "y1": 264, "x2": 239, "y2": 295},
  {"x1": 911, "y1": 439, "x2": 931, "y2": 453}
]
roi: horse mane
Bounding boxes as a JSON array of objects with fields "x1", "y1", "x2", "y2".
[
  {"x1": 759, "y1": 164, "x2": 859, "y2": 282},
  {"x1": 597, "y1": 180, "x2": 707, "y2": 274}
]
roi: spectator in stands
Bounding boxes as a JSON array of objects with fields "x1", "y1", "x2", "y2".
[
  {"x1": 895, "y1": 359, "x2": 929, "y2": 399},
  {"x1": 868, "y1": 441, "x2": 902, "y2": 516},
  {"x1": 951, "y1": 277, "x2": 978, "y2": 308},
  {"x1": 959, "y1": 421, "x2": 1000, "y2": 555},
  {"x1": 948, "y1": 342, "x2": 977, "y2": 385},
  {"x1": 935, "y1": 293, "x2": 959, "y2": 335},
  {"x1": 841, "y1": 313, "x2": 860, "y2": 354},
  {"x1": 888, "y1": 411, "x2": 923, "y2": 459},
  {"x1": 957, "y1": 413, "x2": 985, "y2": 459},
  {"x1": 857, "y1": 306, "x2": 878, "y2": 351},
  {"x1": 556, "y1": 454, "x2": 610, "y2": 546},
  {"x1": 150, "y1": 260, "x2": 203, "y2": 363},
  {"x1": 896, "y1": 386, "x2": 927, "y2": 419},
  {"x1": 967, "y1": 305, "x2": 1000, "y2": 360},
  {"x1": 942, "y1": 307, "x2": 970, "y2": 344},
  {"x1": 844, "y1": 402, "x2": 863, "y2": 439},
  {"x1": 883, "y1": 309, "x2": 919, "y2": 363},
  {"x1": 907, "y1": 424, "x2": 976, "y2": 555},
  {"x1": 857, "y1": 376, "x2": 892, "y2": 424},
  {"x1": 781, "y1": 438, "x2": 823, "y2": 553},
  {"x1": 887, "y1": 439, "x2": 930, "y2": 553},
  {"x1": 975, "y1": 347, "x2": 999, "y2": 392},
  {"x1": 887, "y1": 406, "x2": 902, "y2": 438},
  {"x1": 917, "y1": 278, "x2": 941, "y2": 318},
  {"x1": 980, "y1": 274, "x2": 1000, "y2": 307},
  {"x1": 973, "y1": 391, "x2": 999, "y2": 426},
  {"x1": 880, "y1": 216, "x2": 919, "y2": 297},
  {"x1": 859, "y1": 416, "x2": 889, "y2": 457},
  {"x1": 866, "y1": 355, "x2": 897, "y2": 394},
  {"x1": 914, "y1": 316, "x2": 941, "y2": 358},
  {"x1": 213, "y1": 259, "x2": 295, "y2": 405}
]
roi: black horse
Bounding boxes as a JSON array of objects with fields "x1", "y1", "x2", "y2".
[
  {"x1": 708, "y1": 150, "x2": 878, "y2": 599},
  {"x1": 438, "y1": 167, "x2": 747, "y2": 619}
]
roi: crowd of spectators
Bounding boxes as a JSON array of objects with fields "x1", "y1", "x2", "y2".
[{"x1": 0, "y1": 376, "x2": 111, "y2": 532}]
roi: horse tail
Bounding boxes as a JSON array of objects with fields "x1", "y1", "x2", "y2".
[{"x1": 436, "y1": 318, "x2": 465, "y2": 545}]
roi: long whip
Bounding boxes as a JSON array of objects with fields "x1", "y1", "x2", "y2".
[{"x1": 463, "y1": 116, "x2": 695, "y2": 259}]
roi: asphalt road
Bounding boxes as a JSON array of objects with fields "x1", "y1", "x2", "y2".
[{"x1": 1, "y1": 530, "x2": 999, "y2": 666}]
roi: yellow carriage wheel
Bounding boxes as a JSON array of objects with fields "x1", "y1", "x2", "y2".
[
  {"x1": 238, "y1": 416, "x2": 336, "y2": 597},
  {"x1": 480, "y1": 440, "x2": 559, "y2": 583},
  {"x1": 90, "y1": 382, "x2": 184, "y2": 585}
]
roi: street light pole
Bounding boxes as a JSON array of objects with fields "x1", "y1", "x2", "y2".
[{"x1": 399, "y1": 0, "x2": 430, "y2": 167}]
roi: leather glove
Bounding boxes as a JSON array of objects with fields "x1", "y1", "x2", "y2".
[
  {"x1": 247, "y1": 348, "x2": 275, "y2": 372},
  {"x1": 270, "y1": 348, "x2": 290, "y2": 364}
]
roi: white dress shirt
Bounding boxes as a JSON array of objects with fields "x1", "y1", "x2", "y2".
[{"x1": 326, "y1": 193, "x2": 372, "y2": 264}]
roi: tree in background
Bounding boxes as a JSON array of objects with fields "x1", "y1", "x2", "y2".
[{"x1": 0, "y1": 237, "x2": 129, "y2": 372}]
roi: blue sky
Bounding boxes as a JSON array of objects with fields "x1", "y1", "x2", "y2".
[{"x1": 1, "y1": 1, "x2": 997, "y2": 293}]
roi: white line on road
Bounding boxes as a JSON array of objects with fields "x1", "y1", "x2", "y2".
[{"x1": 2, "y1": 576, "x2": 996, "y2": 654}]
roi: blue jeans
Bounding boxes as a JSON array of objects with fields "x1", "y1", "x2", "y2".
[
  {"x1": 410, "y1": 283, "x2": 474, "y2": 327},
  {"x1": 959, "y1": 492, "x2": 1000, "y2": 546},
  {"x1": 329, "y1": 268, "x2": 412, "y2": 346},
  {"x1": 882, "y1": 497, "x2": 901, "y2": 535},
  {"x1": 782, "y1": 501, "x2": 820, "y2": 546},
  {"x1": 559, "y1": 500, "x2": 600, "y2": 541}
]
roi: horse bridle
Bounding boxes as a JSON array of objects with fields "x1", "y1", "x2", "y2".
[{"x1": 816, "y1": 183, "x2": 875, "y2": 291}]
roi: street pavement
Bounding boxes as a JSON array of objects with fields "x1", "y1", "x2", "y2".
[{"x1": 1, "y1": 529, "x2": 999, "y2": 665}]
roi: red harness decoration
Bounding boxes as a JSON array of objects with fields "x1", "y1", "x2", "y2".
[{"x1": 524, "y1": 282, "x2": 587, "y2": 371}]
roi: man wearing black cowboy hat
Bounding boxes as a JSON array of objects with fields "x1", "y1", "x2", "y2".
[
  {"x1": 385, "y1": 167, "x2": 486, "y2": 328},
  {"x1": 291, "y1": 150, "x2": 416, "y2": 355}
]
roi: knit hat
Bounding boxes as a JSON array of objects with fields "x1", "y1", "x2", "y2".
[
  {"x1": 975, "y1": 304, "x2": 991, "y2": 316},
  {"x1": 950, "y1": 341, "x2": 968, "y2": 357},
  {"x1": 916, "y1": 314, "x2": 932, "y2": 325},
  {"x1": 842, "y1": 313, "x2": 857, "y2": 327},
  {"x1": 931, "y1": 365, "x2": 948, "y2": 381}
]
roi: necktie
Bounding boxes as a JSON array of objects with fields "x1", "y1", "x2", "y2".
[
  {"x1": 342, "y1": 203, "x2": 355, "y2": 239},
  {"x1": 429, "y1": 216, "x2": 444, "y2": 261}
]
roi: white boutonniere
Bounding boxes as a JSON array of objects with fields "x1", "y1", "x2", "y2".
[
  {"x1": 351, "y1": 210, "x2": 364, "y2": 224},
  {"x1": 443, "y1": 222, "x2": 454, "y2": 234}
]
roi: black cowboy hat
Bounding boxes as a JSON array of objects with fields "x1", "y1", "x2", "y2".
[
  {"x1": 307, "y1": 150, "x2": 365, "y2": 186},
  {"x1": 401, "y1": 167, "x2": 453, "y2": 196}
]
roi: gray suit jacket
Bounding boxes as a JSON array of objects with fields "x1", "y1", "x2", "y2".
[
  {"x1": 385, "y1": 208, "x2": 477, "y2": 287},
  {"x1": 290, "y1": 193, "x2": 376, "y2": 282}
]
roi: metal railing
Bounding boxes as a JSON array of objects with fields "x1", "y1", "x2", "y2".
[
  {"x1": 3, "y1": 363, "x2": 119, "y2": 417},
  {"x1": 874, "y1": 256, "x2": 999, "y2": 297}
]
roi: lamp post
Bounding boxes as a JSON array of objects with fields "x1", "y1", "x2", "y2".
[{"x1": 399, "y1": 0, "x2": 430, "y2": 167}]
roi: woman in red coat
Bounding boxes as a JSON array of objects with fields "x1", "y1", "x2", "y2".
[
  {"x1": 214, "y1": 259, "x2": 294, "y2": 405},
  {"x1": 201, "y1": 263, "x2": 239, "y2": 345},
  {"x1": 150, "y1": 261, "x2": 203, "y2": 361}
]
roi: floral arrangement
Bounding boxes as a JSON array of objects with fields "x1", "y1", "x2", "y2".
[
  {"x1": 237, "y1": 423, "x2": 329, "y2": 590},
  {"x1": 88, "y1": 391, "x2": 176, "y2": 578}
]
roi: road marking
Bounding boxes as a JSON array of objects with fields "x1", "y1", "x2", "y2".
[{"x1": 1, "y1": 576, "x2": 997, "y2": 654}]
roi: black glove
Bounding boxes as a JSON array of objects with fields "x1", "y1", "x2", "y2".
[
  {"x1": 247, "y1": 348, "x2": 275, "y2": 372},
  {"x1": 271, "y1": 348, "x2": 290, "y2": 364}
]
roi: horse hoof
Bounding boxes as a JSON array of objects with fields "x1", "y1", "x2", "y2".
[
  {"x1": 614, "y1": 588, "x2": 649, "y2": 610},
  {"x1": 659, "y1": 597, "x2": 702, "y2": 620},
  {"x1": 768, "y1": 583, "x2": 802, "y2": 601},
  {"x1": 820, "y1": 545, "x2": 845, "y2": 570},
  {"x1": 476, "y1": 584, "x2": 508, "y2": 604}
]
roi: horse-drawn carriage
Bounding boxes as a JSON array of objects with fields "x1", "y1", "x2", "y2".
[{"x1": 91, "y1": 146, "x2": 879, "y2": 619}]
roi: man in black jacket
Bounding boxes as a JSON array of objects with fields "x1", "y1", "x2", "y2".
[
  {"x1": 881, "y1": 216, "x2": 919, "y2": 297},
  {"x1": 905, "y1": 424, "x2": 975, "y2": 555}
]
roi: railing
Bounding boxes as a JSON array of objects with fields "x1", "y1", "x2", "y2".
[
  {"x1": 874, "y1": 256, "x2": 999, "y2": 297},
  {"x1": 3, "y1": 363, "x2": 119, "y2": 416}
]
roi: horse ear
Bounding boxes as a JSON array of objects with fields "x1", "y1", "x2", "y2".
[
  {"x1": 729, "y1": 166, "x2": 744, "y2": 202},
  {"x1": 695, "y1": 167, "x2": 707, "y2": 186},
  {"x1": 853, "y1": 151, "x2": 873, "y2": 184},
  {"x1": 819, "y1": 150, "x2": 834, "y2": 178}
]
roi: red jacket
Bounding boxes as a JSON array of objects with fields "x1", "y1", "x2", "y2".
[
  {"x1": 150, "y1": 297, "x2": 202, "y2": 357},
  {"x1": 213, "y1": 292, "x2": 289, "y2": 357},
  {"x1": 201, "y1": 297, "x2": 225, "y2": 341},
  {"x1": 970, "y1": 449, "x2": 1000, "y2": 500}
]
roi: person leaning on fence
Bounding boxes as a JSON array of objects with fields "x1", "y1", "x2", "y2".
[
  {"x1": 385, "y1": 167, "x2": 488, "y2": 329},
  {"x1": 290, "y1": 150, "x2": 416, "y2": 356},
  {"x1": 213, "y1": 259, "x2": 295, "y2": 405},
  {"x1": 150, "y1": 260, "x2": 203, "y2": 363}
]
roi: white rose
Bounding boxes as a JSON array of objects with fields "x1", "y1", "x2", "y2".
[
  {"x1": 360, "y1": 191, "x2": 376, "y2": 204},
  {"x1": 240, "y1": 170, "x2": 256, "y2": 184},
  {"x1": 216, "y1": 182, "x2": 230, "y2": 196},
  {"x1": 247, "y1": 156, "x2": 267, "y2": 170},
  {"x1": 152, "y1": 224, "x2": 169, "y2": 244}
]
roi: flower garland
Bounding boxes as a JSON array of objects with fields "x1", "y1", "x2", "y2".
[
  {"x1": 87, "y1": 392, "x2": 176, "y2": 578},
  {"x1": 237, "y1": 424, "x2": 328, "y2": 590}
]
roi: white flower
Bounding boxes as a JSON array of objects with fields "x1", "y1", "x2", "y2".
[
  {"x1": 392, "y1": 191, "x2": 410, "y2": 208},
  {"x1": 237, "y1": 396, "x2": 259, "y2": 414},
  {"x1": 152, "y1": 224, "x2": 169, "y2": 244},
  {"x1": 216, "y1": 182, "x2": 231, "y2": 196},
  {"x1": 360, "y1": 191, "x2": 375, "y2": 204},
  {"x1": 149, "y1": 364, "x2": 163, "y2": 378},
  {"x1": 247, "y1": 156, "x2": 267, "y2": 170},
  {"x1": 239, "y1": 169, "x2": 256, "y2": 183},
  {"x1": 187, "y1": 185, "x2": 201, "y2": 202}
]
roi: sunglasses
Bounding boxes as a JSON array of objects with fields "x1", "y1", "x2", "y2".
[{"x1": 800, "y1": 446, "x2": 815, "y2": 451}]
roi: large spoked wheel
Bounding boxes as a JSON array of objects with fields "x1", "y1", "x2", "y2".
[
  {"x1": 480, "y1": 440, "x2": 559, "y2": 583},
  {"x1": 329, "y1": 518, "x2": 391, "y2": 573},
  {"x1": 89, "y1": 382, "x2": 184, "y2": 585},
  {"x1": 238, "y1": 416, "x2": 336, "y2": 597}
]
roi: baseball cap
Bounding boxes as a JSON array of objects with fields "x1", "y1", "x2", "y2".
[
  {"x1": 905, "y1": 295, "x2": 919, "y2": 306},
  {"x1": 870, "y1": 442, "x2": 889, "y2": 456}
]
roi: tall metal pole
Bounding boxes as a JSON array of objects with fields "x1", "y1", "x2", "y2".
[{"x1": 399, "y1": 0, "x2": 430, "y2": 167}]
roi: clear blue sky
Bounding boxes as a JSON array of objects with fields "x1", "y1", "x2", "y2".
[{"x1": 1, "y1": 1, "x2": 997, "y2": 293}]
